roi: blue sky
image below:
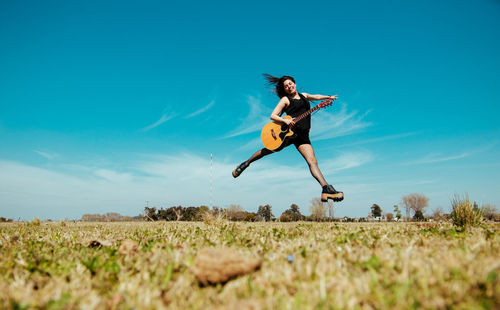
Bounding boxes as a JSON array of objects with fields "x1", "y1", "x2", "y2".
[{"x1": 1, "y1": 0, "x2": 499, "y2": 220}]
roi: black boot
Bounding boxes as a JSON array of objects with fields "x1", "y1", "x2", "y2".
[
  {"x1": 321, "y1": 185, "x2": 344, "y2": 202},
  {"x1": 232, "y1": 162, "x2": 249, "y2": 178}
]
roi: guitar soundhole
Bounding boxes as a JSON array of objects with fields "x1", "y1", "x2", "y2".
[{"x1": 271, "y1": 129, "x2": 277, "y2": 140}]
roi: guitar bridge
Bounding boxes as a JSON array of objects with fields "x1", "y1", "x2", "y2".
[{"x1": 271, "y1": 129, "x2": 277, "y2": 140}]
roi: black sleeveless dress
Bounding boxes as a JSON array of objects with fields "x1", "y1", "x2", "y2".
[{"x1": 282, "y1": 93, "x2": 312, "y2": 148}]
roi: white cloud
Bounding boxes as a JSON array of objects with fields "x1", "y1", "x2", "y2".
[
  {"x1": 141, "y1": 112, "x2": 176, "y2": 131},
  {"x1": 223, "y1": 95, "x2": 270, "y2": 138},
  {"x1": 236, "y1": 137, "x2": 264, "y2": 152},
  {"x1": 222, "y1": 98, "x2": 372, "y2": 149},
  {"x1": 408, "y1": 152, "x2": 473, "y2": 165},
  {"x1": 185, "y1": 100, "x2": 215, "y2": 118},
  {"x1": 311, "y1": 103, "x2": 372, "y2": 141},
  {"x1": 94, "y1": 169, "x2": 133, "y2": 183},
  {"x1": 33, "y1": 150, "x2": 58, "y2": 160},
  {"x1": 320, "y1": 151, "x2": 374, "y2": 174},
  {"x1": 0, "y1": 150, "x2": 374, "y2": 220},
  {"x1": 337, "y1": 131, "x2": 421, "y2": 147}
]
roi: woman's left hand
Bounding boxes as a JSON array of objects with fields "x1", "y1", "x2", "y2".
[{"x1": 329, "y1": 95, "x2": 338, "y2": 100}]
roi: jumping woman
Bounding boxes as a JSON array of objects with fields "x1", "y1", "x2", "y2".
[{"x1": 232, "y1": 74, "x2": 344, "y2": 202}]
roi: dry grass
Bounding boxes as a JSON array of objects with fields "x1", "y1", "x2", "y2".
[
  {"x1": 451, "y1": 194, "x2": 483, "y2": 227},
  {"x1": 1, "y1": 221, "x2": 499, "y2": 309}
]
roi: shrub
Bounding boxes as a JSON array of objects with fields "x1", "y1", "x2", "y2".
[
  {"x1": 451, "y1": 194, "x2": 483, "y2": 227},
  {"x1": 202, "y1": 210, "x2": 227, "y2": 226},
  {"x1": 385, "y1": 213, "x2": 394, "y2": 222},
  {"x1": 244, "y1": 213, "x2": 256, "y2": 222},
  {"x1": 279, "y1": 214, "x2": 291, "y2": 222},
  {"x1": 481, "y1": 204, "x2": 498, "y2": 221}
]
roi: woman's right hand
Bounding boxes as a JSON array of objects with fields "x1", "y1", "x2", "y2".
[{"x1": 283, "y1": 118, "x2": 295, "y2": 128}]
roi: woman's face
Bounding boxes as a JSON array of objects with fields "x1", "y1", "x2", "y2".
[{"x1": 283, "y1": 79, "x2": 296, "y2": 95}]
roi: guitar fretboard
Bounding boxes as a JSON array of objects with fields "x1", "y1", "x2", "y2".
[{"x1": 293, "y1": 98, "x2": 333, "y2": 124}]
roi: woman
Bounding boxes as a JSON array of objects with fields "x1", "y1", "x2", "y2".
[{"x1": 232, "y1": 74, "x2": 344, "y2": 202}]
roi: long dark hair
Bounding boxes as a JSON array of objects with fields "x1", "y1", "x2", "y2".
[{"x1": 263, "y1": 74, "x2": 296, "y2": 98}]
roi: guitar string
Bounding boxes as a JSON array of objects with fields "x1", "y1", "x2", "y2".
[{"x1": 294, "y1": 99, "x2": 333, "y2": 123}]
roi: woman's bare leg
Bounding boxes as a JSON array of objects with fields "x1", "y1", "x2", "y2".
[
  {"x1": 296, "y1": 144, "x2": 344, "y2": 201},
  {"x1": 233, "y1": 148, "x2": 273, "y2": 178},
  {"x1": 245, "y1": 148, "x2": 273, "y2": 165},
  {"x1": 296, "y1": 144, "x2": 328, "y2": 187}
]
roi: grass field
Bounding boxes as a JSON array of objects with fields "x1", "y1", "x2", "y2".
[{"x1": 1, "y1": 220, "x2": 499, "y2": 309}]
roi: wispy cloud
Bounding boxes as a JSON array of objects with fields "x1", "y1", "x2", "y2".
[
  {"x1": 33, "y1": 150, "x2": 58, "y2": 160},
  {"x1": 320, "y1": 151, "x2": 374, "y2": 173},
  {"x1": 236, "y1": 137, "x2": 263, "y2": 152},
  {"x1": 0, "y1": 150, "x2": 374, "y2": 220},
  {"x1": 141, "y1": 112, "x2": 176, "y2": 132},
  {"x1": 94, "y1": 169, "x2": 133, "y2": 183},
  {"x1": 409, "y1": 152, "x2": 473, "y2": 164},
  {"x1": 222, "y1": 98, "x2": 371, "y2": 143},
  {"x1": 403, "y1": 140, "x2": 498, "y2": 166},
  {"x1": 337, "y1": 131, "x2": 422, "y2": 147},
  {"x1": 223, "y1": 95, "x2": 270, "y2": 138},
  {"x1": 311, "y1": 103, "x2": 372, "y2": 141},
  {"x1": 185, "y1": 100, "x2": 215, "y2": 118}
]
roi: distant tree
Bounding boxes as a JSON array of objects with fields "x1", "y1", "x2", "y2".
[
  {"x1": 159, "y1": 206, "x2": 184, "y2": 221},
  {"x1": 244, "y1": 212, "x2": 256, "y2": 222},
  {"x1": 80, "y1": 212, "x2": 132, "y2": 222},
  {"x1": 257, "y1": 204, "x2": 274, "y2": 222},
  {"x1": 402, "y1": 193, "x2": 429, "y2": 219},
  {"x1": 132, "y1": 214, "x2": 145, "y2": 221},
  {"x1": 385, "y1": 213, "x2": 394, "y2": 222},
  {"x1": 0, "y1": 217, "x2": 6, "y2": 223},
  {"x1": 481, "y1": 204, "x2": 498, "y2": 221},
  {"x1": 371, "y1": 204, "x2": 382, "y2": 218},
  {"x1": 401, "y1": 198, "x2": 411, "y2": 219},
  {"x1": 432, "y1": 207, "x2": 445, "y2": 222},
  {"x1": 327, "y1": 201, "x2": 335, "y2": 219},
  {"x1": 473, "y1": 201, "x2": 480, "y2": 212},
  {"x1": 80, "y1": 214, "x2": 91, "y2": 221},
  {"x1": 181, "y1": 207, "x2": 200, "y2": 221},
  {"x1": 279, "y1": 213, "x2": 291, "y2": 222},
  {"x1": 280, "y1": 204, "x2": 305, "y2": 222},
  {"x1": 310, "y1": 198, "x2": 326, "y2": 221},
  {"x1": 226, "y1": 205, "x2": 246, "y2": 221},
  {"x1": 158, "y1": 207, "x2": 174, "y2": 221},
  {"x1": 81, "y1": 213, "x2": 107, "y2": 222},
  {"x1": 173, "y1": 206, "x2": 183, "y2": 221},
  {"x1": 212, "y1": 207, "x2": 225, "y2": 217},
  {"x1": 144, "y1": 207, "x2": 159, "y2": 221},
  {"x1": 393, "y1": 205, "x2": 402, "y2": 221},
  {"x1": 105, "y1": 212, "x2": 123, "y2": 222},
  {"x1": 413, "y1": 210, "x2": 425, "y2": 221},
  {"x1": 197, "y1": 206, "x2": 210, "y2": 220}
]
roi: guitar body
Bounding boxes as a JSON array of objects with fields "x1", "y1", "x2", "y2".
[
  {"x1": 261, "y1": 115, "x2": 296, "y2": 152},
  {"x1": 259, "y1": 98, "x2": 335, "y2": 152}
]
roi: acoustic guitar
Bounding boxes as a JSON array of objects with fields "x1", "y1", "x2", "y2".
[{"x1": 260, "y1": 98, "x2": 335, "y2": 151}]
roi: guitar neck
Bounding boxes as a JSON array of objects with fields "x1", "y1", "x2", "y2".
[{"x1": 294, "y1": 100, "x2": 331, "y2": 123}]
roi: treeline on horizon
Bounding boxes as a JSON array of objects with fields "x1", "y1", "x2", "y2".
[
  {"x1": 81, "y1": 202, "x2": 500, "y2": 223},
  {"x1": 1, "y1": 193, "x2": 498, "y2": 223},
  {"x1": 79, "y1": 204, "x2": 349, "y2": 223}
]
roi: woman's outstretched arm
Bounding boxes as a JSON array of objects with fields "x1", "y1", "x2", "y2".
[{"x1": 302, "y1": 93, "x2": 338, "y2": 101}]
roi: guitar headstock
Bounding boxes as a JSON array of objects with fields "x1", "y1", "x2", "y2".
[{"x1": 317, "y1": 98, "x2": 334, "y2": 109}]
